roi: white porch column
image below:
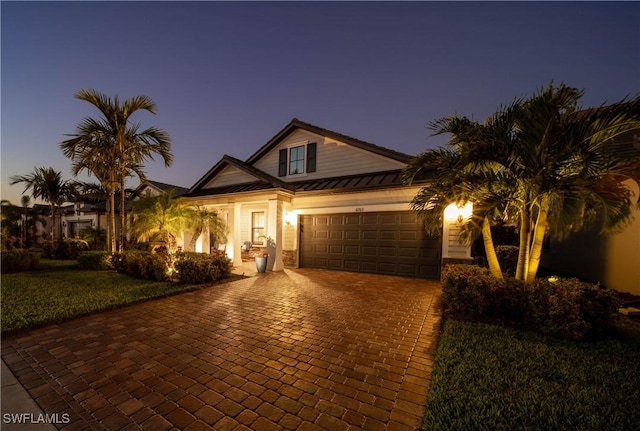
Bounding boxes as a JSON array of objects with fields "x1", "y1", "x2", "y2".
[
  {"x1": 267, "y1": 198, "x2": 284, "y2": 271},
  {"x1": 226, "y1": 203, "x2": 243, "y2": 267}
]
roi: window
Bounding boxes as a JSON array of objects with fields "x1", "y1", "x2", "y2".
[
  {"x1": 278, "y1": 142, "x2": 317, "y2": 177},
  {"x1": 289, "y1": 145, "x2": 305, "y2": 175},
  {"x1": 252, "y1": 212, "x2": 265, "y2": 245}
]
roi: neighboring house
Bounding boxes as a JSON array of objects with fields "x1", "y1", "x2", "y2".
[
  {"x1": 59, "y1": 200, "x2": 112, "y2": 240},
  {"x1": 542, "y1": 129, "x2": 640, "y2": 295},
  {"x1": 183, "y1": 118, "x2": 468, "y2": 279},
  {"x1": 134, "y1": 179, "x2": 189, "y2": 198},
  {"x1": 60, "y1": 180, "x2": 188, "y2": 241}
]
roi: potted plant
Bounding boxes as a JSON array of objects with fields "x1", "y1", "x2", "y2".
[{"x1": 254, "y1": 251, "x2": 269, "y2": 273}]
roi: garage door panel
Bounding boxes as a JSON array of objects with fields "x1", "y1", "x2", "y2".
[
  {"x1": 330, "y1": 215, "x2": 344, "y2": 225},
  {"x1": 345, "y1": 231, "x2": 360, "y2": 240},
  {"x1": 362, "y1": 230, "x2": 378, "y2": 240},
  {"x1": 361, "y1": 214, "x2": 378, "y2": 225},
  {"x1": 300, "y1": 212, "x2": 441, "y2": 279},
  {"x1": 315, "y1": 231, "x2": 329, "y2": 240},
  {"x1": 315, "y1": 216, "x2": 329, "y2": 225},
  {"x1": 330, "y1": 231, "x2": 344, "y2": 240},
  {"x1": 361, "y1": 246, "x2": 378, "y2": 256},
  {"x1": 345, "y1": 215, "x2": 360, "y2": 225},
  {"x1": 379, "y1": 214, "x2": 398, "y2": 224},
  {"x1": 345, "y1": 245, "x2": 360, "y2": 255},
  {"x1": 379, "y1": 231, "x2": 397, "y2": 240}
]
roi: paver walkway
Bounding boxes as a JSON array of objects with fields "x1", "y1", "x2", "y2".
[{"x1": 2, "y1": 269, "x2": 442, "y2": 431}]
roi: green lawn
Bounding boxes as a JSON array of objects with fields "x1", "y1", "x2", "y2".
[
  {"x1": 423, "y1": 318, "x2": 640, "y2": 431},
  {"x1": 1, "y1": 259, "x2": 240, "y2": 334}
]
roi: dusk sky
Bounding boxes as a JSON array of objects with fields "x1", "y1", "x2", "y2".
[{"x1": 2, "y1": 1, "x2": 639, "y2": 205}]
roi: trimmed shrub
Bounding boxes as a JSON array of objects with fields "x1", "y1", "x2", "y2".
[
  {"x1": 175, "y1": 254, "x2": 232, "y2": 285},
  {"x1": 530, "y1": 278, "x2": 621, "y2": 340},
  {"x1": 441, "y1": 264, "x2": 621, "y2": 340},
  {"x1": 496, "y1": 245, "x2": 519, "y2": 276},
  {"x1": 77, "y1": 251, "x2": 113, "y2": 270},
  {"x1": 441, "y1": 265, "x2": 503, "y2": 316},
  {"x1": 42, "y1": 239, "x2": 90, "y2": 260},
  {"x1": 1, "y1": 250, "x2": 41, "y2": 273},
  {"x1": 113, "y1": 251, "x2": 171, "y2": 282}
]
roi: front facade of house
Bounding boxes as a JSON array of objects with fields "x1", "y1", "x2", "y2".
[{"x1": 183, "y1": 118, "x2": 470, "y2": 279}]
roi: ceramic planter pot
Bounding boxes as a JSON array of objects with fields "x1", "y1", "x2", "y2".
[{"x1": 255, "y1": 256, "x2": 267, "y2": 273}]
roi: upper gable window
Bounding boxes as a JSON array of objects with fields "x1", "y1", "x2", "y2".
[
  {"x1": 278, "y1": 142, "x2": 317, "y2": 177},
  {"x1": 289, "y1": 145, "x2": 305, "y2": 175}
]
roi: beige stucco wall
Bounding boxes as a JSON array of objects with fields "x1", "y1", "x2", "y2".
[{"x1": 542, "y1": 179, "x2": 640, "y2": 295}]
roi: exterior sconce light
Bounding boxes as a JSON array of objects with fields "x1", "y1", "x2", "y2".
[
  {"x1": 444, "y1": 202, "x2": 473, "y2": 223},
  {"x1": 283, "y1": 211, "x2": 296, "y2": 225},
  {"x1": 62, "y1": 221, "x2": 67, "y2": 227}
]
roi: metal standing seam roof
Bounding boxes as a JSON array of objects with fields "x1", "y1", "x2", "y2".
[{"x1": 182, "y1": 169, "x2": 412, "y2": 198}]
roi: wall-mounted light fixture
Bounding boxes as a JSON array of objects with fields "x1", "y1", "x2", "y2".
[
  {"x1": 443, "y1": 202, "x2": 473, "y2": 223},
  {"x1": 283, "y1": 211, "x2": 296, "y2": 225},
  {"x1": 62, "y1": 221, "x2": 67, "y2": 227}
]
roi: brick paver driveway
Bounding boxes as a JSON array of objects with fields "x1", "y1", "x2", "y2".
[{"x1": 2, "y1": 269, "x2": 442, "y2": 431}]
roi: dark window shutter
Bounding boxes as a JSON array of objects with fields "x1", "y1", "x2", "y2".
[
  {"x1": 307, "y1": 142, "x2": 317, "y2": 173},
  {"x1": 278, "y1": 149, "x2": 287, "y2": 177}
]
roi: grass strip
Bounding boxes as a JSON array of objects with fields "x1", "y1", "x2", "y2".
[{"x1": 423, "y1": 319, "x2": 640, "y2": 431}]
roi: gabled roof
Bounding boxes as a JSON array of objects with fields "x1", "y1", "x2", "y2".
[
  {"x1": 139, "y1": 180, "x2": 189, "y2": 196},
  {"x1": 189, "y1": 155, "x2": 294, "y2": 194},
  {"x1": 245, "y1": 118, "x2": 413, "y2": 165}
]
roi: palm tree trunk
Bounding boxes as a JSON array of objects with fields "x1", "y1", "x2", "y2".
[
  {"x1": 515, "y1": 208, "x2": 531, "y2": 281},
  {"x1": 110, "y1": 189, "x2": 116, "y2": 253},
  {"x1": 482, "y1": 216, "x2": 503, "y2": 279},
  {"x1": 120, "y1": 171, "x2": 125, "y2": 252},
  {"x1": 49, "y1": 203, "x2": 56, "y2": 242},
  {"x1": 189, "y1": 227, "x2": 202, "y2": 251},
  {"x1": 526, "y1": 198, "x2": 550, "y2": 285}
]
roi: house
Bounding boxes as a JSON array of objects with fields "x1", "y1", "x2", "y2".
[
  {"x1": 542, "y1": 129, "x2": 640, "y2": 295},
  {"x1": 59, "y1": 179, "x2": 188, "y2": 241},
  {"x1": 182, "y1": 118, "x2": 470, "y2": 279},
  {"x1": 134, "y1": 179, "x2": 189, "y2": 198}
]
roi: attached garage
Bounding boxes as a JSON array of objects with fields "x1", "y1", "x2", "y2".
[{"x1": 300, "y1": 211, "x2": 441, "y2": 279}]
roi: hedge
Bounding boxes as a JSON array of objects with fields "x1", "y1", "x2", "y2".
[
  {"x1": 441, "y1": 264, "x2": 621, "y2": 340},
  {"x1": 77, "y1": 251, "x2": 114, "y2": 270},
  {"x1": 113, "y1": 251, "x2": 232, "y2": 284},
  {"x1": 1, "y1": 250, "x2": 42, "y2": 273}
]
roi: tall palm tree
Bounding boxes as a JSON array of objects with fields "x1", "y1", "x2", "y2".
[
  {"x1": 60, "y1": 88, "x2": 173, "y2": 252},
  {"x1": 9, "y1": 167, "x2": 74, "y2": 242},
  {"x1": 406, "y1": 84, "x2": 640, "y2": 284},
  {"x1": 186, "y1": 206, "x2": 228, "y2": 252}
]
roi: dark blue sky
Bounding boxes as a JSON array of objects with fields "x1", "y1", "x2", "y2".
[{"x1": 2, "y1": 1, "x2": 639, "y2": 204}]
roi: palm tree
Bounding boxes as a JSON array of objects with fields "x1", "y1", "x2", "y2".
[
  {"x1": 404, "y1": 149, "x2": 511, "y2": 279},
  {"x1": 20, "y1": 195, "x2": 31, "y2": 247},
  {"x1": 60, "y1": 88, "x2": 173, "y2": 252},
  {"x1": 130, "y1": 190, "x2": 189, "y2": 252},
  {"x1": 406, "y1": 84, "x2": 640, "y2": 284},
  {"x1": 186, "y1": 206, "x2": 228, "y2": 252},
  {"x1": 9, "y1": 167, "x2": 74, "y2": 242}
]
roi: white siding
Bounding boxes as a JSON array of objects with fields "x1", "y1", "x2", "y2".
[
  {"x1": 253, "y1": 130, "x2": 406, "y2": 181},
  {"x1": 241, "y1": 204, "x2": 268, "y2": 244},
  {"x1": 203, "y1": 166, "x2": 256, "y2": 188}
]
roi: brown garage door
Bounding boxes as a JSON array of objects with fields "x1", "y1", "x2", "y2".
[{"x1": 300, "y1": 211, "x2": 441, "y2": 279}]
